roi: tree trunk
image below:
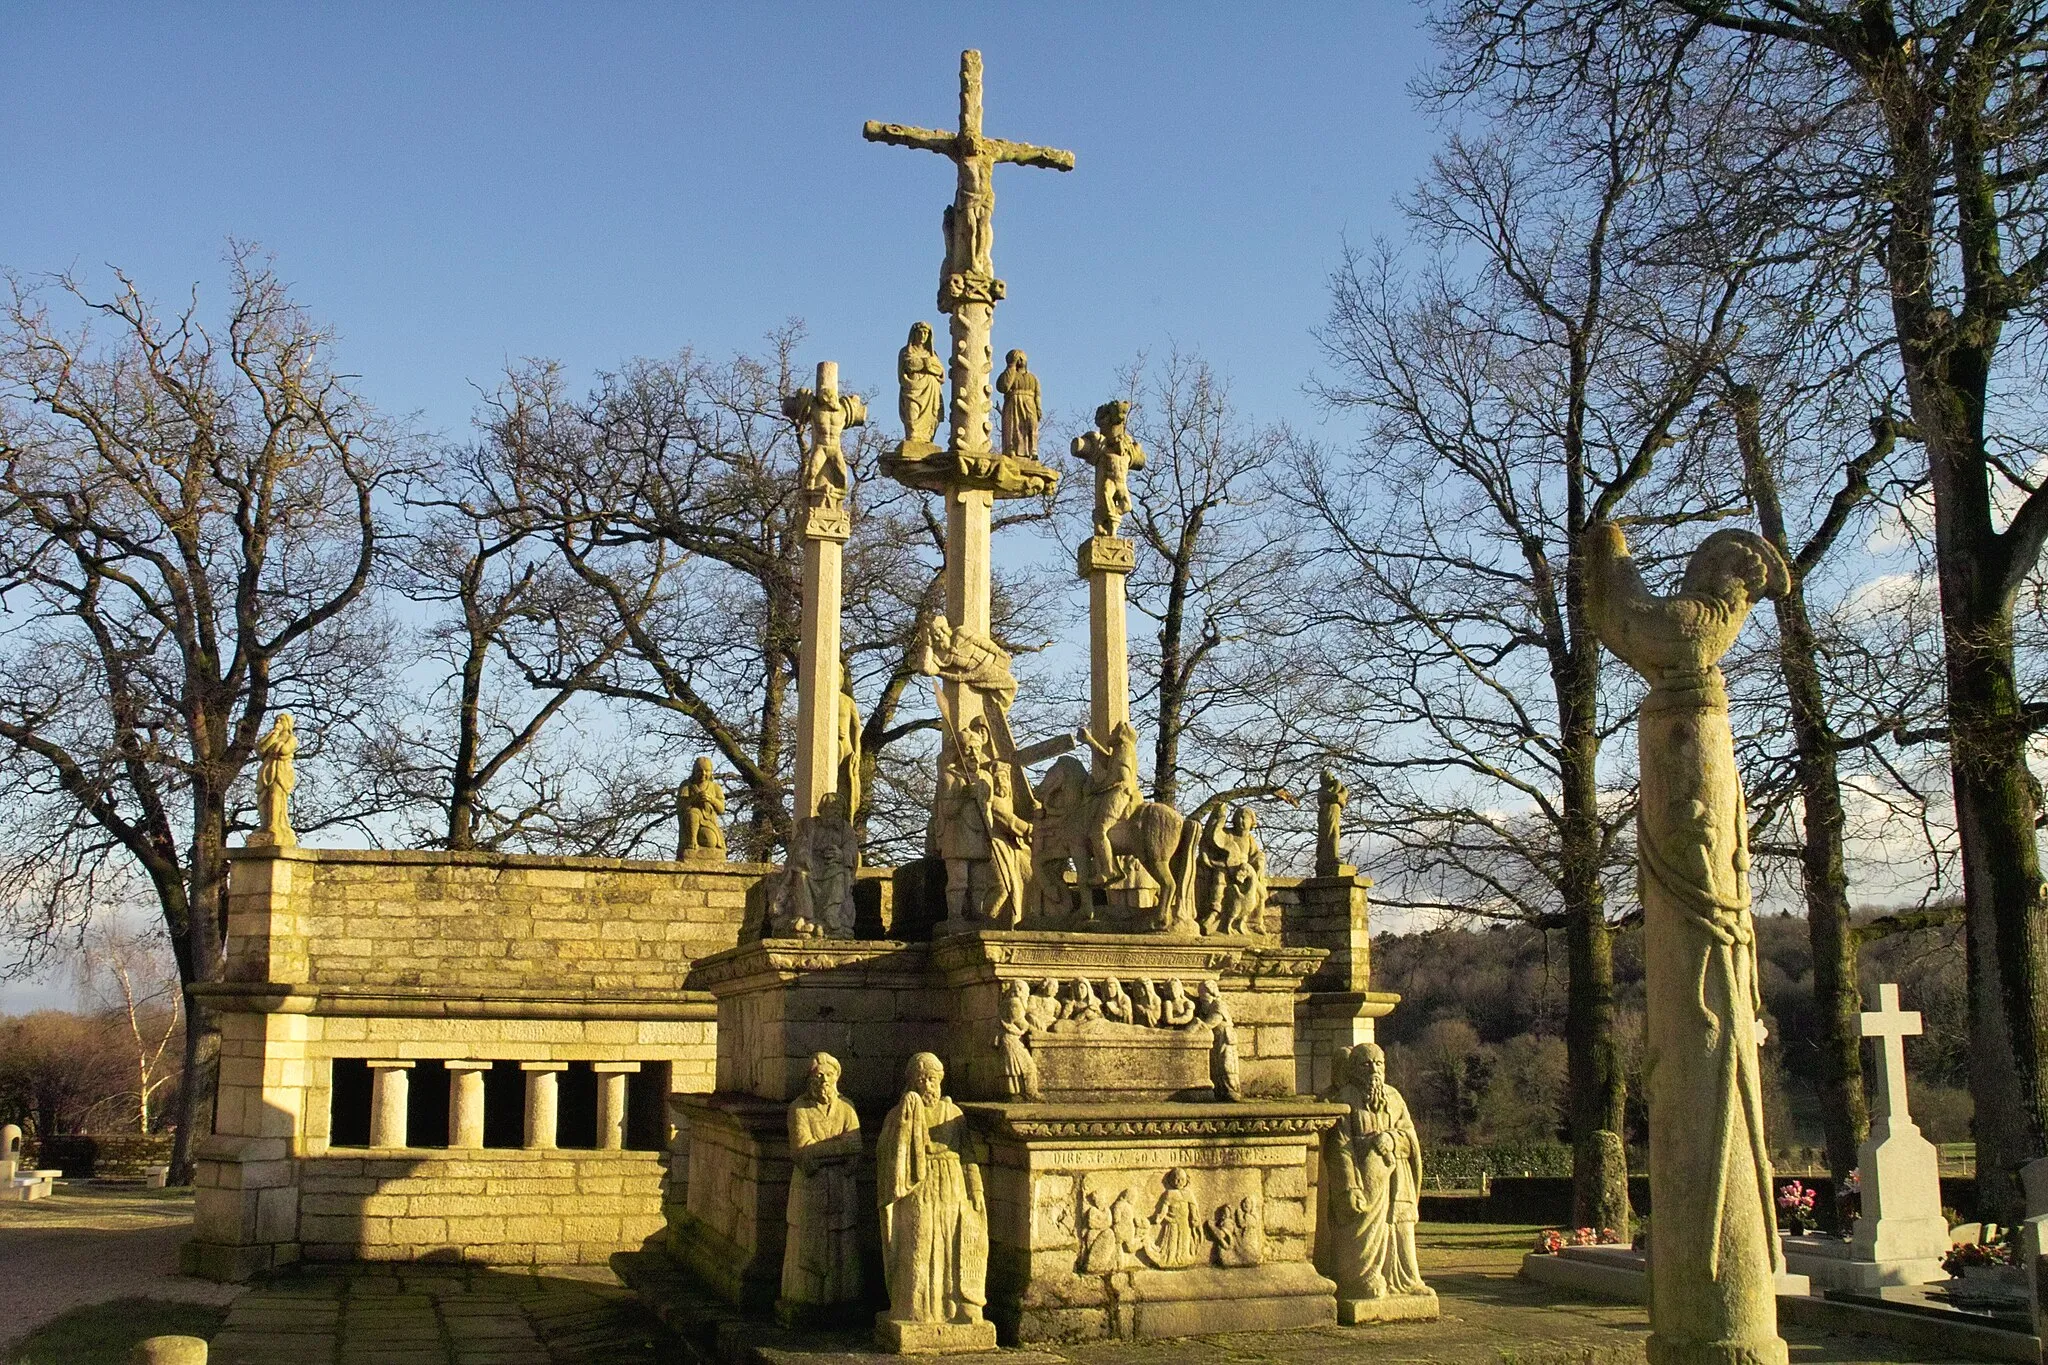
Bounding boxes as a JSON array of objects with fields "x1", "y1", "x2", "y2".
[
  {"x1": 169, "y1": 792, "x2": 230, "y2": 1183},
  {"x1": 1559, "y1": 651, "x2": 1631, "y2": 1233},
  {"x1": 1942, "y1": 590, "x2": 2048, "y2": 1223},
  {"x1": 750, "y1": 577, "x2": 796, "y2": 862},
  {"x1": 1864, "y1": 50, "x2": 2048, "y2": 1226},
  {"x1": 1154, "y1": 628, "x2": 1183, "y2": 809},
  {"x1": 1734, "y1": 387, "x2": 1867, "y2": 1220}
]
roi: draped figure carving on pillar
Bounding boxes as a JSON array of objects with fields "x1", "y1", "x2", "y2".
[{"x1": 1583, "y1": 519, "x2": 1790, "y2": 1365}]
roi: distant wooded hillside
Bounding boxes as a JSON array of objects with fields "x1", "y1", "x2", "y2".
[{"x1": 1371, "y1": 912, "x2": 1968, "y2": 1152}]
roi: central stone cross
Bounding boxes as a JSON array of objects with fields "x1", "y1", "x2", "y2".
[
  {"x1": 1860, "y1": 982, "x2": 1923, "y2": 1122},
  {"x1": 864, "y1": 51, "x2": 1073, "y2": 737}
]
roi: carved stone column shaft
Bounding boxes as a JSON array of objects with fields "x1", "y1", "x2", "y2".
[
  {"x1": 448, "y1": 1062, "x2": 488, "y2": 1149},
  {"x1": 1078, "y1": 536, "x2": 1135, "y2": 737},
  {"x1": 521, "y1": 1062, "x2": 567, "y2": 1150},
  {"x1": 595, "y1": 1062, "x2": 640, "y2": 1150},
  {"x1": 945, "y1": 488, "x2": 996, "y2": 732},
  {"x1": 368, "y1": 1060, "x2": 412, "y2": 1149}
]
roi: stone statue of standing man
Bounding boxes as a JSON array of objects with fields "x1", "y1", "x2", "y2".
[
  {"x1": 1317, "y1": 1043, "x2": 1431, "y2": 1320},
  {"x1": 780, "y1": 1052, "x2": 862, "y2": 1323},
  {"x1": 1316, "y1": 769, "x2": 1349, "y2": 878},
  {"x1": 784, "y1": 366, "x2": 868, "y2": 512},
  {"x1": 874, "y1": 1053, "x2": 994, "y2": 1351},
  {"x1": 995, "y1": 349, "x2": 1041, "y2": 461},
  {"x1": 1070, "y1": 400, "x2": 1146, "y2": 538},
  {"x1": 1584, "y1": 519, "x2": 1790, "y2": 1365}
]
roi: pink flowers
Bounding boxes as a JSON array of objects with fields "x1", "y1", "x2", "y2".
[
  {"x1": 1777, "y1": 1180, "x2": 1818, "y2": 1234},
  {"x1": 1534, "y1": 1229, "x2": 1566, "y2": 1254},
  {"x1": 1776, "y1": 1181, "x2": 1817, "y2": 1214}
]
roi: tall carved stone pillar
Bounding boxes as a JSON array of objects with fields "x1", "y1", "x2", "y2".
[
  {"x1": 367, "y1": 1060, "x2": 412, "y2": 1149},
  {"x1": 1584, "y1": 521, "x2": 1790, "y2": 1365},
  {"x1": 793, "y1": 361, "x2": 853, "y2": 837},
  {"x1": 521, "y1": 1062, "x2": 566, "y2": 1150},
  {"x1": 595, "y1": 1062, "x2": 640, "y2": 1150},
  {"x1": 1077, "y1": 535, "x2": 1135, "y2": 736},
  {"x1": 944, "y1": 488, "x2": 995, "y2": 733},
  {"x1": 447, "y1": 1062, "x2": 488, "y2": 1149}
]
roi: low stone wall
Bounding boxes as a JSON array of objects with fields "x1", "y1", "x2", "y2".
[
  {"x1": 21, "y1": 1133, "x2": 174, "y2": 1178},
  {"x1": 297, "y1": 1148, "x2": 666, "y2": 1265},
  {"x1": 225, "y1": 847, "x2": 763, "y2": 991}
]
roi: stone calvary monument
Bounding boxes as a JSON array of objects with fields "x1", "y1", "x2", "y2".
[
  {"x1": 177, "y1": 47, "x2": 1399, "y2": 1354},
  {"x1": 664, "y1": 51, "x2": 1404, "y2": 1348}
]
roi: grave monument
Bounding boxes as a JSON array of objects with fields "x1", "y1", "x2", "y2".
[{"x1": 1782, "y1": 983, "x2": 1951, "y2": 1290}]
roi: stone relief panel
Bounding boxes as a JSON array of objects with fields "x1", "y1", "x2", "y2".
[{"x1": 1067, "y1": 1166, "x2": 1266, "y2": 1275}]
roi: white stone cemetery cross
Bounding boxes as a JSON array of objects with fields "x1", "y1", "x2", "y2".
[
  {"x1": 1850, "y1": 982, "x2": 1951, "y2": 1275},
  {"x1": 1862, "y1": 984, "x2": 1920, "y2": 1125}
]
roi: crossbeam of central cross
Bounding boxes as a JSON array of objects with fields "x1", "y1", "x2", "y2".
[{"x1": 863, "y1": 49, "x2": 1074, "y2": 287}]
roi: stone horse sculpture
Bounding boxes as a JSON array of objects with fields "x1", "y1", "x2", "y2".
[{"x1": 1031, "y1": 753, "x2": 1200, "y2": 933}]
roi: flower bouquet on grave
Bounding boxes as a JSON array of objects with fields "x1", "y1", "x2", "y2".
[
  {"x1": 1570, "y1": 1227, "x2": 1600, "y2": 1247},
  {"x1": 1776, "y1": 1180, "x2": 1818, "y2": 1236},
  {"x1": 1943, "y1": 1237, "x2": 2016, "y2": 1275},
  {"x1": 1533, "y1": 1229, "x2": 1566, "y2": 1255}
]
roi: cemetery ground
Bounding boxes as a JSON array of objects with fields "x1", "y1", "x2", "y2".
[{"x1": 0, "y1": 1191, "x2": 1987, "y2": 1365}]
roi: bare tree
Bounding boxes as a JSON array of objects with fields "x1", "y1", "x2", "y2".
[
  {"x1": 0, "y1": 249, "x2": 403, "y2": 1175},
  {"x1": 366, "y1": 439, "x2": 656, "y2": 854},
  {"x1": 1435, "y1": 0, "x2": 2048, "y2": 1223},
  {"x1": 468, "y1": 334, "x2": 1060, "y2": 864},
  {"x1": 1112, "y1": 352, "x2": 1307, "y2": 814},
  {"x1": 0, "y1": 1011, "x2": 131, "y2": 1137},
  {"x1": 75, "y1": 918, "x2": 184, "y2": 1132},
  {"x1": 1305, "y1": 60, "x2": 1755, "y2": 1228},
  {"x1": 1718, "y1": 365, "x2": 1913, "y2": 1209}
]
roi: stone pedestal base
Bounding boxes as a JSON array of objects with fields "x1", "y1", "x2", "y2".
[
  {"x1": 1781, "y1": 1234, "x2": 1943, "y2": 1290},
  {"x1": 1338, "y1": 1287, "x2": 1439, "y2": 1324},
  {"x1": 874, "y1": 1314, "x2": 999, "y2": 1354},
  {"x1": 666, "y1": 1094, "x2": 797, "y2": 1311},
  {"x1": 972, "y1": 1100, "x2": 1344, "y2": 1343},
  {"x1": 185, "y1": 1134, "x2": 300, "y2": 1282}
]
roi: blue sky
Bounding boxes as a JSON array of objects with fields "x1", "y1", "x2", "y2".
[
  {"x1": 1, "y1": 4, "x2": 1436, "y2": 441},
  {"x1": 0, "y1": 4, "x2": 1439, "y2": 1008}
]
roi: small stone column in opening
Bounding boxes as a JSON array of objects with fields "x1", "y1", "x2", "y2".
[
  {"x1": 368, "y1": 1061, "x2": 413, "y2": 1149},
  {"x1": 448, "y1": 1061, "x2": 489, "y2": 1149},
  {"x1": 521, "y1": 1062, "x2": 567, "y2": 1150},
  {"x1": 593, "y1": 1062, "x2": 641, "y2": 1150}
]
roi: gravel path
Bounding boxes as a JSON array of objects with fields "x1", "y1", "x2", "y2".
[{"x1": 0, "y1": 1185, "x2": 243, "y2": 1351}]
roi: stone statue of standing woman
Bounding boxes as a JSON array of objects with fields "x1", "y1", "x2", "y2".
[
  {"x1": 249, "y1": 712, "x2": 298, "y2": 848},
  {"x1": 898, "y1": 322, "x2": 945, "y2": 449},
  {"x1": 1584, "y1": 519, "x2": 1790, "y2": 1365}
]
